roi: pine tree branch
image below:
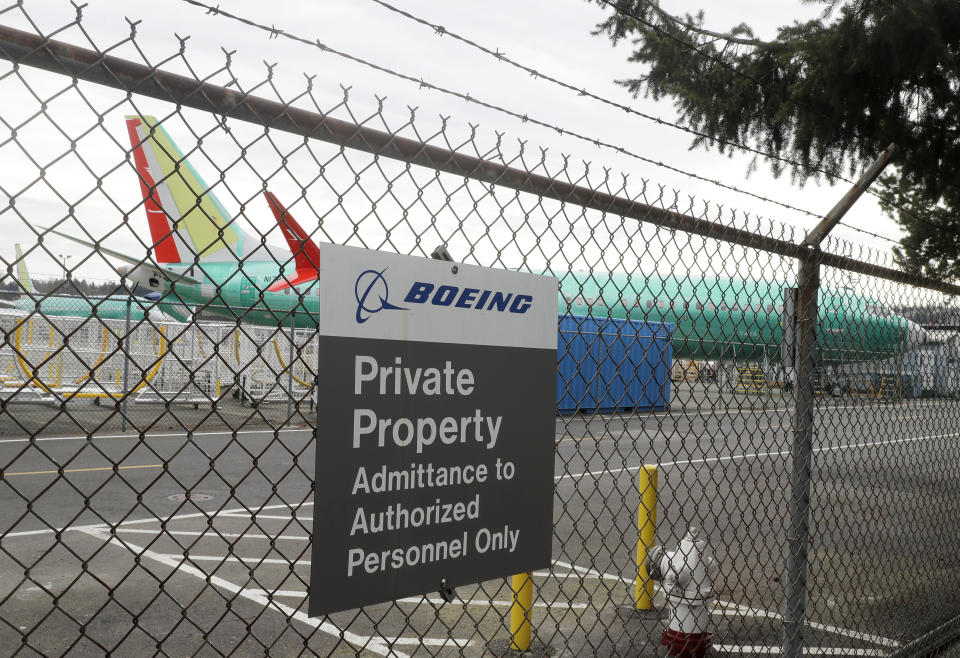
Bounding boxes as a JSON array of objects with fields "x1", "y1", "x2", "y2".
[{"x1": 643, "y1": 0, "x2": 769, "y2": 47}]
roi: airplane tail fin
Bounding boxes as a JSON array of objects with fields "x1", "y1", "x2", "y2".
[
  {"x1": 263, "y1": 191, "x2": 320, "y2": 292},
  {"x1": 125, "y1": 116, "x2": 260, "y2": 264},
  {"x1": 14, "y1": 244, "x2": 34, "y2": 294}
]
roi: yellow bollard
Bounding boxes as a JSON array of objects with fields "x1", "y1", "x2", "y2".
[
  {"x1": 635, "y1": 464, "x2": 659, "y2": 610},
  {"x1": 509, "y1": 572, "x2": 534, "y2": 651}
]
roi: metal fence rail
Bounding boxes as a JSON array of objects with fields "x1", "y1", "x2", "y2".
[{"x1": 1, "y1": 6, "x2": 959, "y2": 657}]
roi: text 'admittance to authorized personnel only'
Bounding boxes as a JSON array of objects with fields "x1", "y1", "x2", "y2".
[{"x1": 346, "y1": 354, "x2": 521, "y2": 577}]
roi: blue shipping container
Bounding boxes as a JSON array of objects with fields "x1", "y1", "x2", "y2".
[{"x1": 557, "y1": 315, "x2": 673, "y2": 414}]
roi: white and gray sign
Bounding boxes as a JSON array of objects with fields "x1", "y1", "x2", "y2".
[{"x1": 309, "y1": 243, "x2": 557, "y2": 616}]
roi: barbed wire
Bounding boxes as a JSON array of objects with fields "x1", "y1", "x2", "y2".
[
  {"x1": 177, "y1": 0, "x2": 845, "y2": 234},
  {"x1": 363, "y1": 1, "x2": 829, "y2": 194},
  {"x1": 831, "y1": 223, "x2": 900, "y2": 245},
  {"x1": 364, "y1": 0, "x2": 902, "y2": 247}
]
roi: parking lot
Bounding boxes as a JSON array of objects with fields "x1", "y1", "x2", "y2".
[{"x1": 2, "y1": 384, "x2": 955, "y2": 655}]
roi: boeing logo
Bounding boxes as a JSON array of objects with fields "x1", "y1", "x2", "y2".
[
  {"x1": 355, "y1": 271, "x2": 534, "y2": 324},
  {"x1": 355, "y1": 268, "x2": 405, "y2": 324},
  {"x1": 404, "y1": 282, "x2": 532, "y2": 313}
]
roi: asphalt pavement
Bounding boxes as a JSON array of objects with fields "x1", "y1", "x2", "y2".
[{"x1": 1, "y1": 384, "x2": 958, "y2": 655}]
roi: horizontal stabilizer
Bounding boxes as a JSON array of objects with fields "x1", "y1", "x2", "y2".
[
  {"x1": 41, "y1": 227, "x2": 203, "y2": 285},
  {"x1": 266, "y1": 271, "x2": 321, "y2": 293}
]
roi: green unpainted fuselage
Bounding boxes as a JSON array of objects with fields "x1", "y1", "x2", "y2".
[
  {"x1": 557, "y1": 271, "x2": 905, "y2": 363},
  {"x1": 8, "y1": 295, "x2": 188, "y2": 323},
  {"x1": 160, "y1": 262, "x2": 909, "y2": 363}
]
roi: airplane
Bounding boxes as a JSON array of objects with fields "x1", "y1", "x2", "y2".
[
  {"x1": 43, "y1": 115, "x2": 926, "y2": 364},
  {"x1": 0, "y1": 244, "x2": 187, "y2": 322},
  {"x1": 265, "y1": 195, "x2": 926, "y2": 364},
  {"x1": 555, "y1": 271, "x2": 926, "y2": 364}
]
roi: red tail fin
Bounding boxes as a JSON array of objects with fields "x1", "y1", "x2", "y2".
[
  {"x1": 264, "y1": 191, "x2": 320, "y2": 291},
  {"x1": 126, "y1": 117, "x2": 182, "y2": 263}
]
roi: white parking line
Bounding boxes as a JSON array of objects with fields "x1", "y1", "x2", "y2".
[
  {"x1": 82, "y1": 527, "x2": 406, "y2": 658},
  {"x1": 0, "y1": 427, "x2": 312, "y2": 444},
  {"x1": 550, "y1": 559, "x2": 631, "y2": 583},
  {"x1": 383, "y1": 637, "x2": 474, "y2": 648},
  {"x1": 55, "y1": 513, "x2": 897, "y2": 652},
  {"x1": 1, "y1": 501, "x2": 315, "y2": 539},
  {"x1": 247, "y1": 588, "x2": 599, "y2": 612},
  {"x1": 555, "y1": 398, "x2": 949, "y2": 427},
  {"x1": 556, "y1": 430, "x2": 959, "y2": 481},
  {"x1": 244, "y1": 588, "x2": 307, "y2": 598},
  {"x1": 714, "y1": 602, "x2": 900, "y2": 648},
  {"x1": 659, "y1": 430, "x2": 960, "y2": 469},
  {"x1": 0, "y1": 527, "x2": 63, "y2": 538},
  {"x1": 116, "y1": 528, "x2": 309, "y2": 541},
  {"x1": 217, "y1": 513, "x2": 313, "y2": 521},
  {"x1": 159, "y1": 553, "x2": 311, "y2": 566},
  {"x1": 546, "y1": 561, "x2": 899, "y2": 649},
  {"x1": 714, "y1": 646, "x2": 887, "y2": 656},
  {"x1": 533, "y1": 569, "x2": 624, "y2": 582},
  {"x1": 397, "y1": 596, "x2": 589, "y2": 610}
]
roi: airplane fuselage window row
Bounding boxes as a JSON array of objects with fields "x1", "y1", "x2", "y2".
[{"x1": 562, "y1": 295, "x2": 790, "y2": 314}]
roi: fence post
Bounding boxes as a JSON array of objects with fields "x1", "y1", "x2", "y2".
[
  {"x1": 286, "y1": 310, "x2": 295, "y2": 422},
  {"x1": 781, "y1": 144, "x2": 894, "y2": 657},
  {"x1": 782, "y1": 253, "x2": 820, "y2": 657},
  {"x1": 510, "y1": 572, "x2": 534, "y2": 651},
  {"x1": 635, "y1": 465, "x2": 658, "y2": 610},
  {"x1": 120, "y1": 297, "x2": 132, "y2": 432}
]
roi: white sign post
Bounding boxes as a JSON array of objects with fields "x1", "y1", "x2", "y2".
[{"x1": 308, "y1": 243, "x2": 557, "y2": 616}]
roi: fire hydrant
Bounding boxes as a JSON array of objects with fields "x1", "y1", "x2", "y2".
[{"x1": 646, "y1": 526, "x2": 715, "y2": 657}]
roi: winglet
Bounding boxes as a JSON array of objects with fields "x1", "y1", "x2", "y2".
[
  {"x1": 264, "y1": 191, "x2": 320, "y2": 292},
  {"x1": 14, "y1": 244, "x2": 33, "y2": 294}
]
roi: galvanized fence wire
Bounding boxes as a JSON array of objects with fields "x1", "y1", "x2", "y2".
[{"x1": 0, "y1": 8, "x2": 959, "y2": 657}]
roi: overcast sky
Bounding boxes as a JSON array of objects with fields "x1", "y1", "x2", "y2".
[{"x1": 0, "y1": 0, "x2": 900, "y2": 284}]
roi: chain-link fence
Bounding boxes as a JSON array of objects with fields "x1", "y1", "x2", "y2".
[{"x1": 2, "y1": 6, "x2": 960, "y2": 657}]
